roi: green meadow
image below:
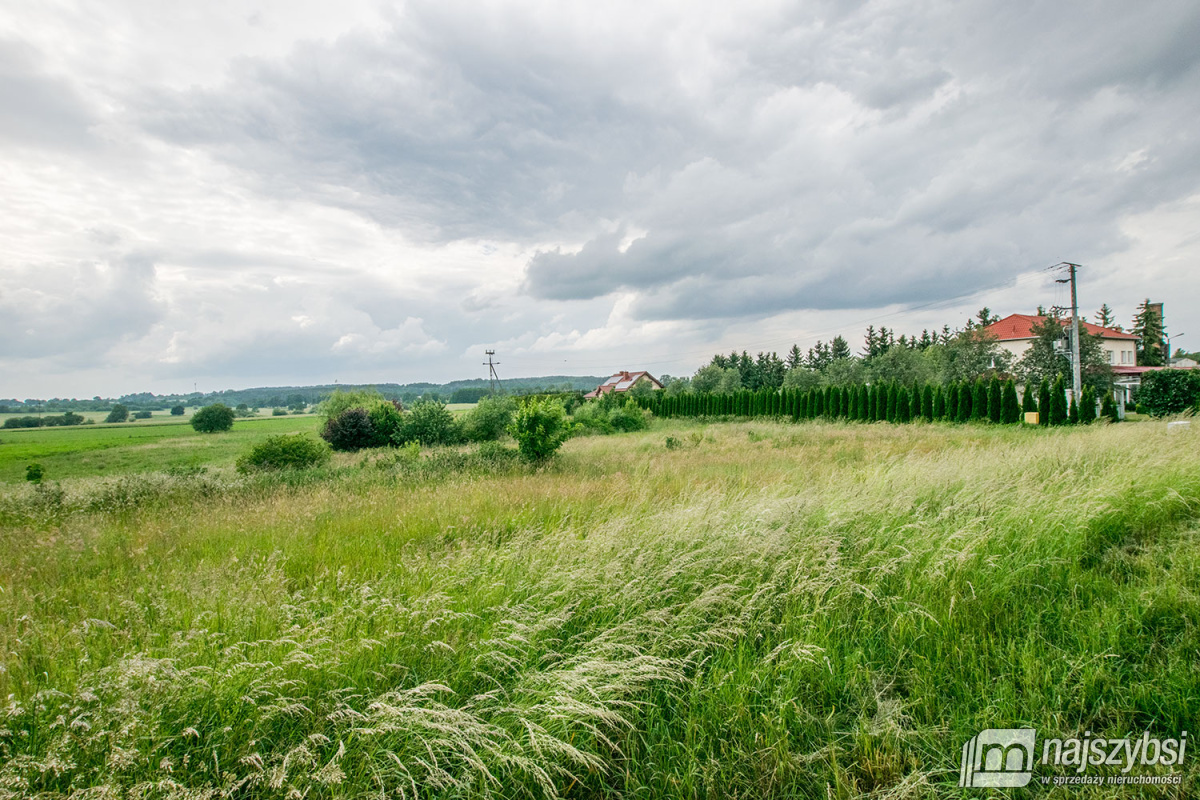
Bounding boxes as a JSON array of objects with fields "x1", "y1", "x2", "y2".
[
  {"x1": 0, "y1": 418, "x2": 1197, "y2": 797},
  {"x1": 0, "y1": 416, "x2": 320, "y2": 484}
]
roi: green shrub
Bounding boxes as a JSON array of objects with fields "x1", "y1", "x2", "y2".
[
  {"x1": 400, "y1": 400, "x2": 461, "y2": 446},
  {"x1": 133, "y1": 410, "x2": 152, "y2": 419},
  {"x1": 25, "y1": 463, "x2": 44, "y2": 483},
  {"x1": 236, "y1": 434, "x2": 331, "y2": 473},
  {"x1": 190, "y1": 403, "x2": 236, "y2": 433},
  {"x1": 368, "y1": 401, "x2": 407, "y2": 446},
  {"x1": 1137, "y1": 369, "x2": 1200, "y2": 417},
  {"x1": 461, "y1": 395, "x2": 517, "y2": 441},
  {"x1": 317, "y1": 388, "x2": 391, "y2": 421},
  {"x1": 170, "y1": 405, "x2": 185, "y2": 416},
  {"x1": 509, "y1": 397, "x2": 572, "y2": 462},
  {"x1": 272, "y1": 408, "x2": 288, "y2": 416},
  {"x1": 105, "y1": 403, "x2": 129, "y2": 423},
  {"x1": 321, "y1": 408, "x2": 377, "y2": 451}
]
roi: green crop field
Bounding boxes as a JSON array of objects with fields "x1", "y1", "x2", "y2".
[
  {"x1": 1, "y1": 418, "x2": 1197, "y2": 797},
  {"x1": 0, "y1": 416, "x2": 321, "y2": 484}
]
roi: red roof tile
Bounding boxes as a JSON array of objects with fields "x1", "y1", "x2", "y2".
[{"x1": 985, "y1": 314, "x2": 1137, "y2": 341}]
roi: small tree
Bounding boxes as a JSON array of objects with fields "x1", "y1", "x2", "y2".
[
  {"x1": 170, "y1": 405, "x2": 185, "y2": 416},
  {"x1": 987, "y1": 376, "x2": 1003, "y2": 423},
  {"x1": 105, "y1": 404, "x2": 129, "y2": 423},
  {"x1": 1050, "y1": 376, "x2": 1068, "y2": 425},
  {"x1": 1068, "y1": 393, "x2": 1080, "y2": 424},
  {"x1": 25, "y1": 463, "x2": 44, "y2": 483},
  {"x1": 1021, "y1": 383, "x2": 1037, "y2": 417},
  {"x1": 972, "y1": 380, "x2": 988, "y2": 421},
  {"x1": 403, "y1": 400, "x2": 461, "y2": 446},
  {"x1": 1038, "y1": 379, "x2": 1052, "y2": 426},
  {"x1": 509, "y1": 397, "x2": 572, "y2": 462},
  {"x1": 1079, "y1": 385, "x2": 1097, "y2": 424},
  {"x1": 896, "y1": 387, "x2": 911, "y2": 423},
  {"x1": 191, "y1": 403, "x2": 236, "y2": 433},
  {"x1": 1002, "y1": 379, "x2": 1020, "y2": 424},
  {"x1": 1101, "y1": 392, "x2": 1120, "y2": 423}
]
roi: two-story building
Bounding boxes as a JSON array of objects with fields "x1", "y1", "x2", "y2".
[{"x1": 984, "y1": 314, "x2": 1138, "y2": 367}]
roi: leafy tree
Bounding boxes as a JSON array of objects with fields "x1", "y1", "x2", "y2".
[
  {"x1": 461, "y1": 395, "x2": 518, "y2": 441},
  {"x1": 105, "y1": 404, "x2": 129, "y2": 423},
  {"x1": 821, "y1": 358, "x2": 867, "y2": 387},
  {"x1": 170, "y1": 405, "x2": 185, "y2": 416},
  {"x1": 1136, "y1": 370, "x2": 1200, "y2": 417},
  {"x1": 1131, "y1": 299, "x2": 1166, "y2": 366},
  {"x1": 237, "y1": 434, "x2": 331, "y2": 472},
  {"x1": 940, "y1": 327, "x2": 1011, "y2": 384},
  {"x1": 133, "y1": 410, "x2": 152, "y2": 420},
  {"x1": 509, "y1": 397, "x2": 572, "y2": 462},
  {"x1": 191, "y1": 403, "x2": 236, "y2": 433},
  {"x1": 321, "y1": 408, "x2": 376, "y2": 451},
  {"x1": 318, "y1": 388, "x2": 391, "y2": 422},
  {"x1": 403, "y1": 400, "x2": 462, "y2": 446},
  {"x1": 368, "y1": 402, "x2": 406, "y2": 446},
  {"x1": 1001, "y1": 379, "x2": 1021, "y2": 424},
  {"x1": 694, "y1": 364, "x2": 742, "y2": 394},
  {"x1": 1014, "y1": 316, "x2": 1112, "y2": 395}
]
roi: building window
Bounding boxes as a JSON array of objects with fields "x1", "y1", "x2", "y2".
[{"x1": 1106, "y1": 350, "x2": 1114, "y2": 364}]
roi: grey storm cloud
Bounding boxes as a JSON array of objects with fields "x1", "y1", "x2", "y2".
[
  {"x1": 127, "y1": 1, "x2": 1200, "y2": 323},
  {"x1": 3, "y1": 0, "x2": 1200, "y2": 396}
]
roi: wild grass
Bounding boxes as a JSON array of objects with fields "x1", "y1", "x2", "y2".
[{"x1": 0, "y1": 419, "x2": 1197, "y2": 797}]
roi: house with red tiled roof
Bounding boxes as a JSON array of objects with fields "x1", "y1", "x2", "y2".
[
  {"x1": 584, "y1": 371, "x2": 663, "y2": 399},
  {"x1": 984, "y1": 313, "x2": 1138, "y2": 367}
]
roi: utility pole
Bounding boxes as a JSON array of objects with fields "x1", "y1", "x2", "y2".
[
  {"x1": 483, "y1": 350, "x2": 502, "y2": 395},
  {"x1": 1051, "y1": 262, "x2": 1083, "y2": 405}
]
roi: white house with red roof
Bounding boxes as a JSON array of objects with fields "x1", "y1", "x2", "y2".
[
  {"x1": 984, "y1": 313, "x2": 1138, "y2": 366},
  {"x1": 584, "y1": 371, "x2": 663, "y2": 399}
]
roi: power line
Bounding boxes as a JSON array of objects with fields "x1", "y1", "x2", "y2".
[{"x1": 483, "y1": 350, "x2": 503, "y2": 394}]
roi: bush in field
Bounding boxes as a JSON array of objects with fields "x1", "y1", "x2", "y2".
[
  {"x1": 272, "y1": 408, "x2": 288, "y2": 416},
  {"x1": 401, "y1": 400, "x2": 461, "y2": 446},
  {"x1": 368, "y1": 401, "x2": 406, "y2": 446},
  {"x1": 236, "y1": 434, "x2": 331, "y2": 473},
  {"x1": 321, "y1": 408, "x2": 377, "y2": 451},
  {"x1": 461, "y1": 395, "x2": 517, "y2": 441},
  {"x1": 170, "y1": 405, "x2": 185, "y2": 416},
  {"x1": 1137, "y1": 369, "x2": 1200, "y2": 417},
  {"x1": 25, "y1": 463, "x2": 44, "y2": 483},
  {"x1": 1101, "y1": 392, "x2": 1120, "y2": 422},
  {"x1": 105, "y1": 404, "x2": 129, "y2": 423},
  {"x1": 133, "y1": 410, "x2": 152, "y2": 419},
  {"x1": 509, "y1": 397, "x2": 572, "y2": 462},
  {"x1": 317, "y1": 388, "x2": 393, "y2": 421},
  {"x1": 190, "y1": 403, "x2": 236, "y2": 433}
]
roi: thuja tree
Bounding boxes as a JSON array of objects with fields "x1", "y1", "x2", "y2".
[
  {"x1": 1002, "y1": 379, "x2": 1021, "y2": 424},
  {"x1": 987, "y1": 376, "x2": 1003, "y2": 423},
  {"x1": 1022, "y1": 383, "x2": 1037, "y2": 417},
  {"x1": 1068, "y1": 393, "x2": 1080, "y2": 424},
  {"x1": 972, "y1": 380, "x2": 988, "y2": 421},
  {"x1": 933, "y1": 385, "x2": 946, "y2": 420},
  {"x1": 896, "y1": 387, "x2": 911, "y2": 423},
  {"x1": 1038, "y1": 379, "x2": 1052, "y2": 426},
  {"x1": 1101, "y1": 392, "x2": 1120, "y2": 423},
  {"x1": 1050, "y1": 375, "x2": 1069, "y2": 425},
  {"x1": 1079, "y1": 385, "x2": 1097, "y2": 424}
]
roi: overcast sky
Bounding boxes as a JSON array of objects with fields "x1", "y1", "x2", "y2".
[{"x1": 2, "y1": 1, "x2": 1198, "y2": 398}]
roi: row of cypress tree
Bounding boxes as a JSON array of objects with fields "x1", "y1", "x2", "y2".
[{"x1": 635, "y1": 374, "x2": 1116, "y2": 426}]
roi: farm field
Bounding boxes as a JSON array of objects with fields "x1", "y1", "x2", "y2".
[
  {"x1": 0, "y1": 416, "x2": 320, "y2": 484},
  {"x1": 1, "y1": 418, "x2": 1198, "y2": 797}
]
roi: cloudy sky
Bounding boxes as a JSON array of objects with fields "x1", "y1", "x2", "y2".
[{"x1": 2, "y1": 1, "x2": 1198, "y2": 398}]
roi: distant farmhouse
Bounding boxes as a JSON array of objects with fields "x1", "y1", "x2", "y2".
[
  {"x1": 584, "y1": 371, "x2": 663, "y2": 399},
  {"x1": 985, "y1": 313, "x2": 1138, "y2": 366}
]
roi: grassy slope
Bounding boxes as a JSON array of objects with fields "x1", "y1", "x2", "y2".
[
  {"x1": 0, "y1": 416, "x2": 321, "y2": 483},
  {"x1": 0, "y1": 420, "x2": 1197, "y2": 797}
]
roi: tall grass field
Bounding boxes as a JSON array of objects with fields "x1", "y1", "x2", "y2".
[{"x1": 1, "y1": 419, "x2": 1197, "y2": 797}]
